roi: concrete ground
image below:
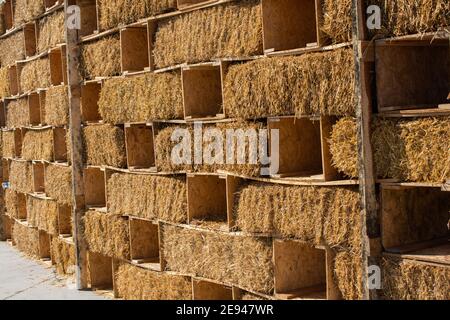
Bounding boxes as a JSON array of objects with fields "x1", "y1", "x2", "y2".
[{"x1": 0, "y1": 241, "x2": 110, "y2": 300}]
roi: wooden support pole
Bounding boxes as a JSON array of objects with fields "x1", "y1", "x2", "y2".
[
  {"x1": 352, "y1": 0, "x2": 378, "y2": 300},
  {"x1": 64, "y1": 0, "x2": 88, "y2": 289}
]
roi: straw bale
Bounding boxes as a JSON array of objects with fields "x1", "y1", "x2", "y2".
[
  {"x1": 37, "y1": 10, "x2": 65, "y2": 53},
  {"x1": 44, "y1": 85, "x2": 69, "y2": 126},
  {"x1": 333, "y1": 250, "x2": 364, "y2": 300},
  {"x1": 162, "y1": 224, "x2": 274, "y2": 294},
  {"x1": 0, "y1": 67, "x2": 10, "y2": 98},
  {"x1": 82, "y1": 124, "x2": 126, "y2": 167},
  {"x1": 6, "y1": 97, "x2": 29, "y2": 128},
  {"x1": 223, "y1": 48, "x2": 355, "y2": 119},
  {"x1": 98, "y1": 71, "x2": 183, "y2": 124},
  {"x1": 153, "y1": 0, "x2": 263, "y2": 68},
  {"x1": 0, "y1": 31, "x2": 25, "y2": 66},
  {"x1": 45, "y1": 164, "x2": 73, "y2": 205},
  {"x1": 81, "y1": 36, "x2": 121, "y2": 79},
  {"x1": 13, "y1": 0, "x2": 45, "y2": 26},
  {"x1": 21, "y1": 128, "x2": 53, "y2": 161},
  {"x1": 97, "y1": 0, "x2": 176, "y2": 30},
  {"x1": 2, "y1": 130, "x2": 16, "y2": 157},
  {"x1": 114, "y1": 262, "x2": 192, "y2": 300},
  {"x1": 321, "y1": 0, "x2": 352, "y2": 44},
  {"x1": 84, "y1": 210, "x2": 130, "y2": 260},
  {"x1": 107, "y1": 172, "x2": 186, "y2": 223},
  {"x1": 20, "y1": 58, "x2": 51, "y2": 92},
  {"x1": 51, "y1": 236, "x2": 76, "y2": 276},
  {"x1": 10, "y1": 160, "x2": 33, "y2": 193},
  {"x1": 5, "y1": 189, "x2": 24, "y2": 219},
  {"x1": 382, "y1": 256, "x2": 450, "y2": 300},
  {"x1": 12, "y1": 221, "x2": 40, "y2": 258},
  {"x1": 329, "y1": 117, "x2": 358, "y2": 178},
  {"x1": 26, "y1": 195, "x2": 58, "y2": 235}
]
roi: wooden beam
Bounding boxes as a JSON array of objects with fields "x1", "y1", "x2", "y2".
[
  {"x1": 64, "y1": 0, "x2": 88, "y2": 289},
  {"x1": 352, "y1": 0, "x2": 378, "y2": 300}
]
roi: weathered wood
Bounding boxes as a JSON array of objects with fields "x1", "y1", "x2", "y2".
[{"x1": 64, "y1": 0, "x2": 88, "y2": 289}]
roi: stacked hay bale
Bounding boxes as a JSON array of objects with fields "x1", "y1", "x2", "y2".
[{"x1": 0, "y1": 4, "x2": 75, "y2": 277}]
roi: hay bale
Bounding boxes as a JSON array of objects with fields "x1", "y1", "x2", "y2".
[
  {"x1": 0, "y1": 31, "x2": 25, "y2": 66},
  {"x1": 162, "y1": 224, "x2": 274, "y2": 294},
  {"x1": 98, "y1": 71, "x2": 183, "y2": 124},
  {"x1": 81, "y1": 36, "x2": 121, "y2": 79},
  {"x1": 153, "y1": 0, "x2": 263, "y2": 68},
  {"x1": 21, "y1": 128, "x2": 53, "y2": 161},
  {"x1": 333, "y1": 250, "x2": 364, "y2": 300},
  {"x1": 12, "y1": 221, "x2": 40, "y2": 258},
  {"x1": 83, "y1": 210, "x2": 130, "y2": 260},
  {"x1": 83, "y1": 124, "x2": 126, "y2": 167},
  {"x1": 51, "y1": 237, "x2": 76, "y2": 276},
  {"x1": 321, "y1": 0, "x2": 352, "y2": 43},
  {"x1": 37, "y1": 10, "x2": 65, "y2": 53},
  {"x1": 0, "y1": 67, "x2": 10, "y2": 98},
  {"x1": 107, "y1": 172, "x2": 186, "y2": 223},
  {"x1": 5, "y1": 189, "x2": 23, "y2": 219},
  {"x1": 26, "y1": 196, "x2": 58, "y2": 235},
  {"x1": 329, "y1": 117, "x2": 358, "y2": 178},
  {"x1": 20, "y1": 58, "x2": 52, "y2": 92},
  {"x1": 9, "y1": 160, "x2": 33, "y2": 193},
  {"x1": 382, "y1": 256, "x2": 450, "y2": 300},
  {"x1": 44, "y1": 85, "x2": 69, "y2": 126},
  {"x1": 6, "y1": 97, "x2": 29, "y2": 128},
  {"x1": 97, "y1": 0, "x2": 176, "y2": 31},
  {"x1": 114, "y1": 262, "x2": 192, "y2": 300},
  {"x1": 223, "y1": 48, "x2": 355, "y2": 119},
  {"x1": 2, "y1": 130, "x2": 16, "y2": 157},
  {"x1": 370, "y1": 0, "x2": 450, "y2": 37},
  {"x1": 45, "y1": 164, "x2": 73, "y2": 205},
  {"x1": 13, "y1": 0, "x2": 45, "y2": 27},
  {"x1": 234, "y1": 182, "x2": 362, "y2": 250}
]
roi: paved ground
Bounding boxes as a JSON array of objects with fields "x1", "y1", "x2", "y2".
[{"x1": 0, "y1": 242, "x2": 109, "y2": 300}]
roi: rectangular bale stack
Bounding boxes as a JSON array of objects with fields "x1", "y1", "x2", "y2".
[
  {"x1": 0, "y1": 67, "x2": 11, "y2": 98},
  {"x1": 83, "y1": 124, "x2": 126, "y2": 167},
  {"x1": 51, "y1": 236, "x2": 76, "y2": 276},
  {"x1": 81, "y1": 36, "x2": 121, "y2": 79},
  {"x1": 9, "y1": 160, "x2": 33, "y2": 193},
  {"x1": 21, "y1": 128, "x2": 54, "y2": 161},
  {"x1": 12, "y1": 0, "x2": 45, "y2": 27},
  {"x1": 0, "y1": 31, "x2": 25, "y2": 66},
  {"x1": 2, "y1": 130, "x2": 16, "y2": 157},
  {"x1": 45, "y1": 163, "x2": 73, "y2": 205},
  {"x1": 12, "y1": 220, "x2": 40, "y2": 258},
  {"x1": 26, "y1": 195, "x2": 59, "y2": 235},
  {"x1": 20, "y1": 58, "x2": 52, "y2": 92},
  {"x1": 37, "y1": 10, "x2": 65, "y2": 53},
  {"x1": 43, "y1": 85, "x2": 69, "y2": 126},
  {"x1": 5, "y1": 97, "x2": 29, "y2": 128}
]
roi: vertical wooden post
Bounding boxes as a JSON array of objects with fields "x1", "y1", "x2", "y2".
[
  {"x1": 352, "y1": 0, "x2": 378, "y2": 300},
  {"x1": 64, "y1": 0, "x2": 88, "y2": 289}
]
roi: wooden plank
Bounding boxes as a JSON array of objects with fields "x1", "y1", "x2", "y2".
[{"x1": 64, "y1": 0, "x2": 88, "y2": 290}]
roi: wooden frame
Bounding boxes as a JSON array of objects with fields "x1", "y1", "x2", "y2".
[
  {"x1": 16, "y1": 192, "x2": 28, "y2": 220},
  {"x1": 39, "y1": 230, "x2": 51, "y2": 260},
  {"x1": 261, "y1": 0, "x2": 324, "y2": 54},
  {"x1": 187, "y1": 173, "x2": 228, "y2": 225},
  {"x1": 83, "y1": 167, "x2": 106, "y2": 208},
  {"x1": 129, "y1": 218, "x2": 161, "y2": 269},
  {"x1": 192, "y1": 278, "x2": 233, "y2": 300},
  {"x1": 49, "y1": 46, "x2": 67, "y2": 86},
  {"x1": 124, "y1": 123, "x2": 156, "y2": 171},
  {"x1": 177, "y1": 0, "x2": 218, "y2": 10},
  {"x1": 8, "y1": 64, "x2": 21, "y2": 96},
  {"x1": 23, "y1": 22, "x2": 37, "y2": 58},
  {"x1": 2, "y1": 0, "x2": 13, "y2": 31},
  {"x1": 14, "y1": 127, "x2": 23, "y2": 158},
  {"x1": 120, "y1": 26, "x2": 149, "y2": 73},
  {"x1": 44, "y1": 0, "x2": 61, "y2": 10},
  {"x1": 58, "y1": 204, "x2": 73, "y2": 237},
  {"x1": 182, "y1": 64, "x2": 224, "y2": 120},
  {"x1": 32, "y1": 161, "x2": 45, "y2": 193},
  {"x1": 28, "y1": 92, "x2": 42, "y2": 126},
  {"x1": 2, "y1": 158, "x2": 11, "y2": 182},
  {"x1": 0, "y1": 101, "x2": 6, "y2": 128},
  {"x1": 375, "y1": 40, "x2": 449, "y2": 112},
  {"x1": 81, "y1": 81, "x2": 101, "y2": 123},
  {"x1": 52, "y1": 127, "x2": 68, "y2": 162},
  {"x1": 88, "y1": 251, "x2": 113, "y2": 290},
  {"x1": 76, "y1": 0, "x2": 98, "y2": 36}
]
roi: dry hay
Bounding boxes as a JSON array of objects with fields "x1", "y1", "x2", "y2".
[
  {"x1": 4, "y1": 189, "x2": 24, "y2": 219},
  {"x1": 97, "y1": 0, "x2": 176, "y2": 31},
  {"x1": 162, "y1": 224, "x2": 274, "y2": 294},
  {"x1": 153, "y1": 0, "x2": 263, "y2": 68},
  {"x1": 333, "y1": 250, "x2": 364, "y2": 300},
  {"x1": 321, "y1": 0, "x2": 352, "y2": 44},
  {"x1": 0, "y1": 31, "x2": 25, "y2": 66},
  {"x1": 154, "y1": 121, "x2": 265, "y2": 176},
  {"x1": 241, "y1": 292, "x2": 267, "y2": 300},
  {"x1": 2, "y1": 130, "x2": 16, "y2": 157},
  {"x1": 12, "y1": 221, "x2": 40, "y2": 258},
  {"x1": 382, "y1": 256, "x2": 450, "y2": 300},
  {"x1": 51, "y1": 237, "x2": 76, "y2": 276},
  {"x1": 329, "y1": 117, "x2": 358, "y2": 178},
  {"x1": 20, "y1": 58, "x2": 51, "y2": 92},
  {"x1": 13, "y1": 0, "x2": 45, "y2": 27},
  {"x1": 98, "y1": 71, "x2": 183, "y2": 124},
  {"x1": 114, "y1": 262, "x2": 192, "y2": 300},
  {"x1": 81, "y1": 36, "x2": 121, "y2": 79},
  {"x1": 0, "y1": 67, "x2": 10, "y2": 98},
  {"x1": 373, "y1": 117, "x2": 450, "y2": 183},
  {"x1": 45, "y1": 164, "x2": 73, "y2": 205},
  {"x1": 44, "y1": 85, "x2": 69, "y2": 126},
  {"x1": 6, "y1": 97, "x2": 29, "y2": 128},
  {"x1": 26, "y1": 196, "x2": 59, "y2": 235},
  {"x1": 107, "y1": 172, "x2": 186, "y2": 223},
  {"x1": 223, "y1": 48, "x2": 355, "y2": 119},
  {"x1": 21, "y1": 128, "x2": 53, "y2": 161},
  {"x1": 10, "y1": 160, "x2": 33, "y2": 193},
  {"x1": 370, "y1": 0, "x2": 450, "y2": 37},
  {"x1": 83, "y1": 210, "x2": 130, "y2": 260},
  {"x1": 0, "y1": 215, "x2": 12, "y2": 241},
  {"x1": 83, "y1": 124, "x2": 126, "y2": 167},
  {"x1": 37, "y1": 10, "x2": 65, "y2": 53},
  {"x1": 233, "y1": 182, "x2": 362, "y2": 251}
]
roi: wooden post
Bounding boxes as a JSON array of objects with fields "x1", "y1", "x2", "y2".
[
  {"x1": 64, "y1": 0, "x2": 88, "y2": 289},
  {"x1": 352, "y1": 0, "x2": 378, "y2": 300}
]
